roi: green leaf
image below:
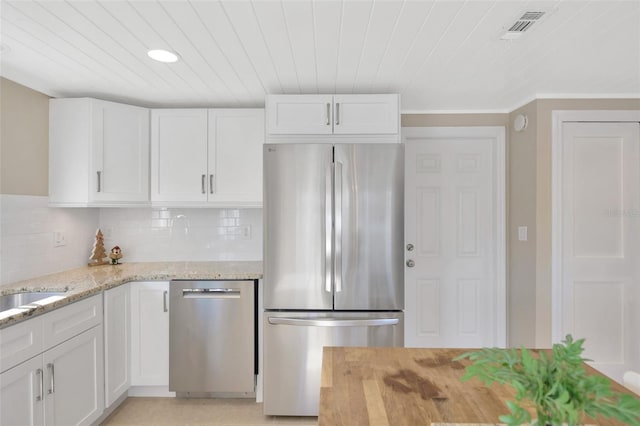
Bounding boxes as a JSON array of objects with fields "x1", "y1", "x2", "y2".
[{"x1": 455, "y1": 335, "x2": 640, "y2": 426}]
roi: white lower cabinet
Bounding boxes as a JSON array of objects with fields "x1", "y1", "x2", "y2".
[
  {"x1": 130, "y1": 281, "x2": 170, "y2": 386},
  {"x1": 104, "y1": 284, "x2": 130, "y2": 407},
  {"x1": 44, "y1": 326, "x2": 104, "y2": 426},
  {"x1": 0, "y1": 326, "x2": 104, "y2": 426},
  {"x1": 0, "y1": 356, "x2": 44, "y2": 426},
  {"x1": 0, "y1": 295, "x2": 104, "y2": 426}
]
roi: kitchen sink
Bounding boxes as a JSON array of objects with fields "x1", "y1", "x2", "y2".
[{"x1": 0, "y1": 291, "x2": 67, "y2": 312}]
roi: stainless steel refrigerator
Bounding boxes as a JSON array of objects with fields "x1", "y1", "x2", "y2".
[{"x1": 263, "y1": 143, "x2": 404, "y2": 416}]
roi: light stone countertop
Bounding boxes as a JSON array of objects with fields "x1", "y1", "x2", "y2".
[{"x1": 0, "y1": 261, "x2": 262, "y2": 328}]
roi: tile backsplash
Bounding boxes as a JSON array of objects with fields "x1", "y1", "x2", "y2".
[
  {"x1": 0, "y1": 195, "x2": 99, "y2": 285},
  {"x1": 0, "y1": 195, "x2": 263, "y2": 285},
  {"x1": 98, "y1": 207, "x2": 262, "y2": 262}
]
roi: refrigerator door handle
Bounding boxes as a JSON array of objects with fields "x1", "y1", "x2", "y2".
[
  {"x1": 325, "y1": 163, "x2": 333, "y2": 293},
  {"x1": 334, "y1": 161, "x2": 343, "y2": 293},
  {"x1": 268, "y1": 317, "x2": 399, "y2": 327}
]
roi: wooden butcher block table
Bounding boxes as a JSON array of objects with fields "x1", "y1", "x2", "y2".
[{"x1": 319, "y1": 347, "x2": 633, "y2": 426}]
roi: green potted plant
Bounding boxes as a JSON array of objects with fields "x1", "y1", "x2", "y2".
[{"x1": 454, "y1": 335, "x2": 640, "y2": 426}]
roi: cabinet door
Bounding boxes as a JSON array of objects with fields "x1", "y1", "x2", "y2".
[
  {"x1": 49, "y1": 98, "x2": 92, "y2": 205},
  {"x1": 332, "y1": 94, "x2": 399, "y2": 135},
  {"x1": 207, "y1": 109, "x2": 264, "y2": 206},
  {"x1": 130, "y1": 282, "x2": 169, "y2": 386},
  {"x1": 104, "y1": 284, "x2": 130, "y2": 408},
  {"x1": 43, "y1": 326, "x2": 104, "y2": 426},
  {"x1": 91, "y1": 101, "x2": 149, "y2": 203},
  {"x1": 266, "y1": 95, "x2": 333, "y2": 135},
  {"x1": 0, "y1": 356, "x2": 44, "y2": 426},
  {"x1": 151, "y1": 109, "x2": 208, "y2": 203}
]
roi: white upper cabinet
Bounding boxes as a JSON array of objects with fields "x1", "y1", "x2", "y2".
[
  {"x1": 332, "y1": 95, "x2": 399, "y2": 135},
  {"x1": 266, "y1": 94, "x2": 399, "y2": 139},
  {"x1": 151, "y1": 108, "x2": 264, "y2": 206},
  {"x1": 151, "y1": 109, "x2": 209, "y2": 204},
  {"x1": 266, "y1": 95, "x2": 334, "y2": 135},
  {"x1": 208, "y1": 109, "x2": 264, "y2": 205},
  {"x1": 49, "y1": 98, "x2": 150, "y2": 207}
]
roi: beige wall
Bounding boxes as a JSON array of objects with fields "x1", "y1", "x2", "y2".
[
  {"x1": 508, "y1": 101, "x2": 538, "y2": 347},
  {"x1": 0, "y1": 77, "x2": 49, "y2": 196},
  {"x1": 402, "y1": 113, "x2": 508, "y2": 127}
]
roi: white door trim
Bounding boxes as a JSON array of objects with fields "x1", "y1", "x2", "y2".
[
  {"x1": 402, "y1": 126, "x2": 507, "y2": 347},
  {"x1": 551, "y1": 110, "x2": 640, "y2": 344}
]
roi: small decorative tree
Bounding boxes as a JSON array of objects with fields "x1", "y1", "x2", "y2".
[{"x1": 88, "y1": 229, "x2": 109, "y2": 266}]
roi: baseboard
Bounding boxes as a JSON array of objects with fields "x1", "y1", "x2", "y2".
[
  {"x1": 92, "y1": 392, "x2": 128, "y2": 425},
  {"x1": 128, "y1": 385, "x2": 177, "y2": 397}
]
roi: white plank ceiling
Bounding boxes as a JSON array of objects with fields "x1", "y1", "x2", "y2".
[{"x1": 1, "y1": 0, "x2": 638, "y2": 112}]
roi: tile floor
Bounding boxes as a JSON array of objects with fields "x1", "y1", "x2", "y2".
[{"x1": 101, "y1": 397, "x2": 318, "y2": 426}]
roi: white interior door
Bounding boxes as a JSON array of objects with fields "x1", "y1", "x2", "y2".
[
  {"x1": 403, "y1": 127, "x2": 506, "y2": 348},
  {"x1": 558, "y1": 121, "x2": 640, "y2": 382}
]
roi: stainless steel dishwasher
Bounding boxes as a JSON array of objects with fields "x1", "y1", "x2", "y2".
[{"x1": 169, "y1": 280, "x2": 256, "y2": 396}]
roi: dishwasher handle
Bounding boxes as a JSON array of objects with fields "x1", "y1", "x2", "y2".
[
  {"x1": 182, "y1": 288, "x2": 241, "y2": 298},
  {"x1": 268, "y1": 317, "x2": 399, "y2": 327}
]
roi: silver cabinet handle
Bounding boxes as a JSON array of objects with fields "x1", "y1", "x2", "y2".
[
  {"x1": 201, "y1": 174, "x2": 206, "y2": 194},
  {"x1": 325, "y1": 163, "x2": 332, "y2": 293},
  {"x1": 97, "y1": 171, "x2": 102, "y2": 192},
  {"x1": 406, "y1": 260, "x2": 415, "y2": 267},
  {"x1": 36, "y1": 368, "x2": 43, "y2": 401},
  {"x1": 326, "y1": 103, "x2": 331, "y2": 125},
  {"x1": 209, "y1": 174, "x2": 214, "y2": 194},
  {"x1": 47, "y1": 363, "x2": 55, "y2": 394},
  {"x1": 335, "y1": 102, "x2": 340, "y2": 125},
  {"x1": 268, "y1": 317, "x2": 399, "y2": 327},
  {"x1": 163, "y1": 290, "x2": 168, "y2": 312},
  {"x1": 334, "y1": 161, "x2": 343, "y2": 293}
]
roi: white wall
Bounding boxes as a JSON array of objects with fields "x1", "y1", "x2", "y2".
[{"x1": 0, "y1": 195, "x2": 263, "y2": 286}]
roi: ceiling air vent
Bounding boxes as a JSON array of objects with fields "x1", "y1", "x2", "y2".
[{"x1": 501, "y1": 11, "x2": 546, "y2": 40}]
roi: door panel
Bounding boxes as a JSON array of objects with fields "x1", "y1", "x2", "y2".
[
  {"x1": 404, "y1": 128, "x2": 504, "y2": 348},
  {"x1": 93, "y1": 102, "x2": 149, "y2": 202},
  {"x1": 266, "y1": 95, "x2": 334, "y2": 134},
  {"x1": 333, "y1": 94, "x2": 398, "y2": 134},
  {"x1": 334, "y1": 144, "x2": 404, "y2": 310},
  {"x1": 263, "y1": 311, "x2": 403, "y2": 416},
  {"x1": 151, "y1": 109, "x2": 208, "y2": 202},
  {"x1": 207, "y1": 109, "x2": 264, "y2": 204},
  {"x1": 561, "y1": 122, "x2": 640, "y2": 381},
  {"x1": 44, "y1": 326, "x2": 103, "y2": 426},
  {"x1": 264, "y1": 144, "x2": 334, "y2": 310},
  {"x1": 0, "y1": 357, "x2": 44, "y2": 426}
]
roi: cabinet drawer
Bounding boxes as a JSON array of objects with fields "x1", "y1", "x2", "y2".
[
  {"x1": 43, "y1": 295, "x2": 102, "y2": 350},
  {"x1": 0, "y1": 317, "x2": 43, "y2": 373}
]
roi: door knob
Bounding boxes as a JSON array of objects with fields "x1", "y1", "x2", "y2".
[
  {"x1": 406, "y1": 259, "x2": 415, "y2": 267},
  {"x1": 406, "y1": 243, "x2": 414, "y2": 251}
]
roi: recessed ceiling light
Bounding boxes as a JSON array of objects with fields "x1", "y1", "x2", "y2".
[{"x1": 147, "y1": 49, "x2": 179, "y2": 63}]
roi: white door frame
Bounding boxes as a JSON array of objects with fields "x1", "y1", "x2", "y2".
[
  {"x1": 551, "y1": 110, "x2": 640, "y2": 344},
  {"x1": 403, "y1": 126, "x2": 507, "y2": 347}
]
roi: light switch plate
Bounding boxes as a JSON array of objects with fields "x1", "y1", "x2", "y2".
[
  {"x1": 518, "y1": 226, "x2": 528, "y2": 242},
  {"x1": 53, "y1": 231, "x2": 66, "y2": 247}
]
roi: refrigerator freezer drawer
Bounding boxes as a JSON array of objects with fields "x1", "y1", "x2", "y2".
[{"x1": 263, "y1": 311, "x2": 403, "y2": 416}]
